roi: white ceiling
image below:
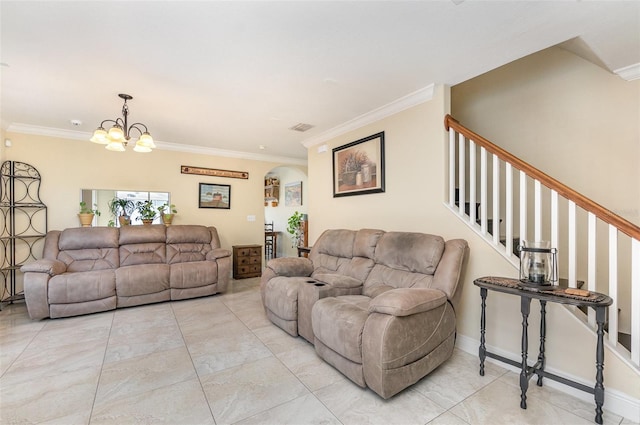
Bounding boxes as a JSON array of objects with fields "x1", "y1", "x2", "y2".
[{"x1": 1, "y1": 1, "x2": 639, "y2": 163}]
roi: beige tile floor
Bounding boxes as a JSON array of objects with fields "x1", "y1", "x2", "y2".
[{"x1": 0, "y1": 277, "x2": 635, "y2": 425}]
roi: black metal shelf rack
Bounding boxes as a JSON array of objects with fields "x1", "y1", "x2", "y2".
[{"x1": 0, "y1": 161, "x2": 47, "y2": 307}]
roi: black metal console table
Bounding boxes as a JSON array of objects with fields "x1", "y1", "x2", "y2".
[{"x1": 474, "y1": 276, "x2": 613, "y2": 424}]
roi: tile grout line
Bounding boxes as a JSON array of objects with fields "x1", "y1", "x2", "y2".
[
  {"x1": 87, "y1": 311, "x2": 116, "y2": 425},
  {"x1": 171, "y1": 299, "x2": 219, "y2": 424}
]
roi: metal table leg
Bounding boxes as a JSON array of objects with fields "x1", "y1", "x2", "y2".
[
  {"x1": 594, "y1": 307, "x2": 606, "y2": 425},
  {"x1": 520, "y1": 296, "x2": 531, "y2": 409},
  {"x1": 479, "y1": 288, "x2": 487, "y2": 376},
  {"x1": 537, "y1": 300, "x2": 547, "y2": 386}
]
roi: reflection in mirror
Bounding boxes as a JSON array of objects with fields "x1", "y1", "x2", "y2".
[{"x1": 81, "y1": 189, "x2": 170, "y2": 227}]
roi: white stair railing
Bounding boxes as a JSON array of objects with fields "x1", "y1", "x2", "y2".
[{"x1": 445, "y1": 114, "x2": 640, "y2": 367}]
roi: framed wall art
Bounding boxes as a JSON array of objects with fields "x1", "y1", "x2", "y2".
[
  {"x1": 285, "y1": 181, "x2": 302, "y2": 206},
  {"x1": 333, "y1": 132, "x2": 385, "y2": 197},
  {"x1": 199, "y1": 183, "x2": 231, "y2": 209}
]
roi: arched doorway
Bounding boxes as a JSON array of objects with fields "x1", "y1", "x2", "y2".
[{"x1": 264, "y1": 165, "x2": 308, "y2": 258}]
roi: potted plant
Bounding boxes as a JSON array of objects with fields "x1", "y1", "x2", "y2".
[
  {"x1": 135, "y1": 200, "x2": 157, "y2": 225},
  {"x1": 78, "y1": 201, "x2": 100, "y2": 227},
  {"x1": 108, "y1": 197, "x2": 135, "y2": 226},
  {"x1": 157, "y1": 203, "x2": 177, "y2": 226},
  {"x1": 286, "y1": 211, "x2": 304, "y2": 248}
]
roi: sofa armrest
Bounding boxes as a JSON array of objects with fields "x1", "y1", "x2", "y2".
[
  {"x1": 207, "y1": 248, "x2": 232, "y2": 260},
  {"x1": 21, "y1": 259, "x2": 67, "y2": 276},
  {"x1": 431, "y1": 239, "x2": 469, "y2": 303},
  {"x1": 368, "y1": 288, "x2": 446, "y2": 317},
  {"x1": 312, "y1": 273, "x2": 362, "y2": 289},
  {"x1": 265, "y1": 257, "x2": 314, "y2": 277}
]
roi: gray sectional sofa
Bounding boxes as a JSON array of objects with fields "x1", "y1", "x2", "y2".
[
  {"x1": 21, "y1": 224, "x2": 231, "y2": 320},
  {"x1": 260, "y1": 228, "x2": 468, "y2": 399}
]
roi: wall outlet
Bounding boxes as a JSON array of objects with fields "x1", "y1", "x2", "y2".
[{"x1": 247, "y1": 215, "x2": 256, "y2": 222}]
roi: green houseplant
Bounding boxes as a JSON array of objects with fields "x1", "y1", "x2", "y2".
[
  {"x1": 286, "y1": 211, "x2": 304, "y2": 248},
  {"x1": 135, "y1": 200, "x2": 157, "y2": 225},
  {"x1": 108, "y1": 197, "x2": 135, "y2": 227},
  {"x1": 78, "y1": 201, "x2": 100, "y2": 227},
  {"x1": 157, "y1": 203, "x2": 177, "y2": 226}
]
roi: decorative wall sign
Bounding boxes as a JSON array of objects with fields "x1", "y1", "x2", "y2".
[
  {"x1": 333, "y1": 132, "x2": 385, "y2": 197},
  {"x1": 199, "y1": 183, "x2": 231, "y2": 209},
  {"x1": 181, "y1": 165, "x2": 248, "y2": 179}
]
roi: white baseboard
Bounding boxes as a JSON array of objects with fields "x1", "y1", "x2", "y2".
[{"x1": 455, "y1": 334, "x2": 640, "y2": 422}]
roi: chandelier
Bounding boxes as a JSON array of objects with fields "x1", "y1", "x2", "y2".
[{"x1": 90, "y1": 93, "x2": 156, "y2": 153}]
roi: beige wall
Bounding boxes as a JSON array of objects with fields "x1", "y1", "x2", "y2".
[
  {"x1": 2, "y1": 132, "x2": 304, "y2": 253},
  {"x1": 452, "y1": 46, "x2": 640, "y2": 226},
  {"x1": 306, "y1": 84, "x2": 639, "y2": 403}
]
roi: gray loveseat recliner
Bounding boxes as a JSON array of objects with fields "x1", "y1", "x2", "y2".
[
  {"x1": 22, "y1": 224, "x2": 231, "y2": 320},
  {"x1": 260, "y1": 228, "x2": 468, "y2": 399}
]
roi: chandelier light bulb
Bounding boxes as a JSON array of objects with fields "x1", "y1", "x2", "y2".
[
  {"x1": 90, "y1": 127, "x2": 109, "y2": 144},
  {"x1": 133, "y1": 141, "x2": 152, "y2": 153},
  {"x1": 138, "y1": 132, "x2": 156, "y2": 149},
  {"x1": 108, "y1": 124, "x2": 125, "y2": 141},
  {"x1": 105, "y1": 140, "x2": 126, "y2": 152}
]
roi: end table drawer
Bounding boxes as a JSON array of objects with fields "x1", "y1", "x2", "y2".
[{"x1": 237, "y1": 264, "x2": 261, "y2": 275}]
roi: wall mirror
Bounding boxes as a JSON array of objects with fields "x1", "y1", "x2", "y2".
[{"x1": 80, "y1": 189, "x2": 170, "y2": 227}]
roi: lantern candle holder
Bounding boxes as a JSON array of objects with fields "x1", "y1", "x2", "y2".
[{"x1": 518, "y1": 241, "x2": 558, "y2": 286}]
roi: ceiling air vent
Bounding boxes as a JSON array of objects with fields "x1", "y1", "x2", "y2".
[{"x1": 289, "y1": 123, "x2": 314, "y2": 132}]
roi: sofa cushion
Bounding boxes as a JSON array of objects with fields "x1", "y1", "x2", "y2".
[
  {"x1": 312, "y1": 295, "x2": 370, "y2": 363},
  {"x1": 119, "y1": 224, "x2": 166, "y2": 245},
  {"x1": 170, "y1": 261, "x2": 217, "y2": 289},
  {"x1": 310, "y1": 229, "x2": 379, "y2": 282},
  {"x1": 57, "y1": 227, "x2": 119, "y2": 272},
  {"x1": 311, "y1": 273, "x2": 362, "y2": 288},
  {"x1": 120, "y1": 242, "x2": 167, "y2": 266},
  {"x1": 58, "y1": 248, "x2": 119, "y2": 273},
  {"x1": 353, "y1": 229, "x2": 384, "y2": 258},
  {"x1": 166, "y1": 225, "x2": 213, "y2": 264},
  {"x1": 48, "y1": 270, "x2": 116, "y2": 304},
  {"x1": 166, "y1": 225, "x2": 212, "y2": 244},
  {"x1": 119, "y1": 225, "x2": 167, "y2": 266},
  {"x1": 374, "y1": 232, "x2": 444, "y2": 275},
  {"x1": 362, "y1": 232, "x2": 445, "y2": 297},
  {"x1": 59, "y1": 227, "x2": 119, "y2": 250},
  {"x1": 368, "y1": 288, "x2": 447, "y2": 316},
  {"x1": 264, "y1": 276, "x2": 306, "y2": 321},
  {"x1": 311, "y1": 229, "x2": 355, "y2": 260},
  {"x1": 364, "y1": 266, "x2": 434, "y2": 297},
  {"x1": 115, "y1": 264, "x2": 170, "y2": 297}
]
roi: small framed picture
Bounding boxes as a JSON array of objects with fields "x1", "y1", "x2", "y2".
[
  {"x1": 199, "y1": 183, "x2": 231, "y2": 209},
  {"x1": 333, "y1": 132, "x2": 385, "y2": 197},
  {"x1": 285, "y1": 181, "x2": 302, "y2": 206}
]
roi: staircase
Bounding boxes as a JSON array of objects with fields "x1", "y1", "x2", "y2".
[{"x1": 445, "y1": 114, "x2": 639, "y2": 367}]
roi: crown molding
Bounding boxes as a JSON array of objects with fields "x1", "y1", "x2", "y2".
[
  {"x1": 614, "y1": 62, "x2": 640, "y2": 81},
  {"x1": 5, "y1": 123, "x2": 307, "y2": 166},
  {"x1": 302, "y1": 84, "x2": 435, "y2": 148}
]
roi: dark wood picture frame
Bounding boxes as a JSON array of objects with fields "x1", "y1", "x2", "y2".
[
  {"x1": 333, "y1": 132, "x2": 385, "y2": 197},
  {"x1": 199, "y1": 183, "x2": 231, "y2": 209}
]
